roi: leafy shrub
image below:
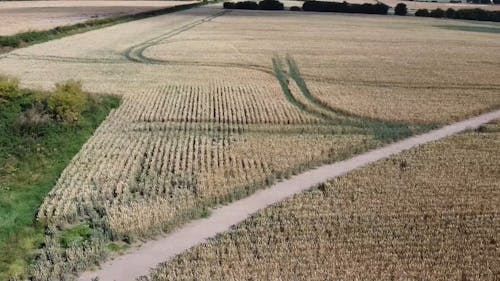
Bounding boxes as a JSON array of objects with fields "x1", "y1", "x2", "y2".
[
  {"x1": 47, "y1": 80, "x2": 89, "y2": 123},
  {"x1": 394, "y1": 3, "x2": 407, "y2": 16},
  {"x1": 235, "y1": 1, "x2": 259, "y2": 9},
  {"x1": 258, "y1": 0, "x2": 284, "y2": 10},
  {"x1": 471, "y1": 0, "x2": 493, "y2": 3},
  {"x1": 15, "y1": 106, "x2": 52, "y2": 136},
  {"x1": 415, "y1": 9, "x2": 429, "y2": 17},
  {"x1": 223, "y1": 2, "x2": 235, "y2": 8},
  {"x1": 0, "y1": 36, "x2": 21, "y2": 48},
  {"x1": 445, "y1": 8, "x2": 455, "y2": 18},
  {"x1": 454, "y1": 8, "x2": 499, "y2": 21},
  {"x1": 415, "y1": 7, "x2": 500, "y2": 22},
  {"x1": 290, "y1": 6, "x2": 302, "y2": 11},
  {"x1": 302, "y1": 1, "x2": 388, "y2": 14},
  {"x1": 226, "y1": 0, "x2": 283, "y2": 10},
  {"x1": 430, "y1": 8, "x2": 445, "y2": 18},
  {"x1": 0, "y1": 74, "x2": 20, "y2": 99}
]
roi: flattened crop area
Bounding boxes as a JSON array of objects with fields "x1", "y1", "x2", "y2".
[
  {"x1": 0, "y1": 0, "x2": 199, "y2": 36},
  {"x1": 0, "y1": 5, "x2": 499, "y2": 280},
  {"x1": 142, "y1": 121, "x2": 500, "y2": 281}
]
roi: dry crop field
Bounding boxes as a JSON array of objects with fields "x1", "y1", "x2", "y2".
[
  {"x1": 141, "y1": 121, "x2": 500, "y2": 281},
  {"x1": 0, "y1": 0, "x2": 198, "y2": 36},
  {"x1": 0, "y1": 4, "x2": 499, "y2": 280}
]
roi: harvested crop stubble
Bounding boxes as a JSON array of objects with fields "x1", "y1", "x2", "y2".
[
  {"x1": 141, "y1": 123, "x2": 500, "y2": 281},
  {"x1": 0, "y1": 0, "x2": 199, "y2": 36}
]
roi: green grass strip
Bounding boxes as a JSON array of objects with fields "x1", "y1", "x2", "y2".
[{"x1": 0, "y1": 89, "x2": 120, "y2": 280}]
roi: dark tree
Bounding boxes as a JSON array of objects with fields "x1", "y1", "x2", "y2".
[
  {"x1": 394, "y1": 3, "x2": 408, "y2": 15},
  {"x1": 415, "y1": 9, "x2": 430, "y2": 17}
]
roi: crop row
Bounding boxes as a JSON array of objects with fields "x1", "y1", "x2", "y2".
[{"x1": 142, "y1": 123, "x2": 500, "y2": 281}]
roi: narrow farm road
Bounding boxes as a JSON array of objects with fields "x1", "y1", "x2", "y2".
[{"x1": 78, "y1": 109, "x2": 500, "y2": 281}]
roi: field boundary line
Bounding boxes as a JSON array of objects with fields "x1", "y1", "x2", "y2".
[
  {"x1": 79, "y1": 108, "x2": 499, "y2": 281},
  {"x1": 0, "y1": 1, "x2": 215, "y2": 55}
]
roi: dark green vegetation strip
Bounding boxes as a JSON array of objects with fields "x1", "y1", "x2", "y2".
[
  {"x1": 0, "y1": 79, "x2": 120, "y2": 279},
  {"x1": 435, "y1": 25, "x2": 500, "y2": 34},
  {"x1": 0, "y1": 2, "x2": 204, "y2": 54}
]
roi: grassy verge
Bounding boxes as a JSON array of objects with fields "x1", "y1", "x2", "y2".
[
  {"x1": 0, "y1": 1, "x2": 205, "y2": 54},
  {"x1": 0, "y1": 77, "x2": 120, "y2": 279}
]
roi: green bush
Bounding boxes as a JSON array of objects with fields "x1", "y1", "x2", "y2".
[
  {"x1": 47, "y1": 80, "x2": 89, "y2": 122},
  {"x1": 223, "y1": 2, "x2": 235, "y2": 8},
  {"x1": 0, "y1": 74, "x2": 20, "y2": 99},
  {"x1": 454, "y1": 8, "x2": 498, "y2": 21},
  {"x1": 445, "y1": 8, "x2": 455, "y2": 18},
  {"x1": 15, "y1": 106, "x2": 52, "y2": 136},
  {"x1": 234, "y1": 1, "x2": 259, "y2": 9},
  {"x1": 290, "y1": 6, "x2": 301, "y2": 11},
  {"x1": 415, "y1": 9, "x2": 429, "y2": 17},
  {"x1": 302, "y1": 1, "x2": 389, "y2": 14},
  {"x1": 430, "y1": 8, "x2": 445, "y2": 18},
  {"x1": 258, "y1": 0, "x2": 284, "y2": 10},
  {"x1": 394, "y1": 3, "x2": 407, "y2": 16},
  {"x1": 0, "y1": 36, "x2": 21, "y2": 48}
]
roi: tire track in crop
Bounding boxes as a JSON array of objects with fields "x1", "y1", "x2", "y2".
[
  {"x1": 124, "y1": 9, "x2": 229, "y2": 63},
  {"x1": 273, "y1": 55, "x2": 420, "y2": 141}
]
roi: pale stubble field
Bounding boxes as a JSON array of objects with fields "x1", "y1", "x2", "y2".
[{"x1": 0, "y1": 0, "x2": 199, "y2": 36}]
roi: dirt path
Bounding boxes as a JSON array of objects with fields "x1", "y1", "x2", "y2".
[{"x1": 77, "y1": 109, "x2": 500, "y2": 281}]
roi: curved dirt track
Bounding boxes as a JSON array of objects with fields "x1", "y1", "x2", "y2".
[{"x1": 78, "y1": 109, "x2": 500, "y2": 281}]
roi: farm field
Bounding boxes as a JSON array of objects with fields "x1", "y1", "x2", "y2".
[
  {"x1": 0, "y1": 0, "x2": 199, "y2": 36},
  {"x1": 141, "y1": 120, "x2": 500, "y2": 281},
  {"x1": 0, "y1": 4, "x2": 499, "y2": 280}
]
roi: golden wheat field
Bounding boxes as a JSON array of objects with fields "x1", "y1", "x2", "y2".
[
  {"x1": 141, "y1": 121, "x2": 500, "y2": 281},
  {"x1": 0, "y1": 1, "x2": 199, "y2": 36},
  {"x1": 0, "y1": 4, "x2": 499, "y2": 280},
  {"x1": 1, "y1": 7, "x2": 499, "y2": 123}
]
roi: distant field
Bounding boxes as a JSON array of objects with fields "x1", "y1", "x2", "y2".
[
  {"x1": 0, "y1": 1, "x2": 198, "y2": 36},
  {"x1": 142, "y1": 121, "x2": 500, "y2": 281}
]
